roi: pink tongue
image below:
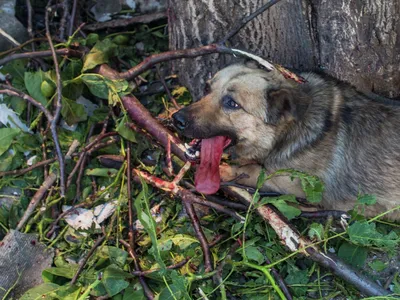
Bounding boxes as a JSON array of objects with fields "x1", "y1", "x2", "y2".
[{"x1": 195, "y1": 136, "x2": 227, "y2": 194}]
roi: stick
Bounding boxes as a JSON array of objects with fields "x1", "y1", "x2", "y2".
[
  {"x1": 16, "y1": 173, "x2": 57, "y2": 231},
  {"x1": 220, "y1": 0, "x2": 284, "y2": 44},
  {"x1": 45, "y1": 1, "x2": 66, "y2": 196}
]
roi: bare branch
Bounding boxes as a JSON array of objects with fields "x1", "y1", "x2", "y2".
[
  {"x1": 45, "y1": 1, "x2": 66, "y2": 196},
  {"x1": 0, "y1": 48, "x2": 82, "y2": 66},
  {"x1": 16, "y1": 173, "x2": 57, "y2": 231},
  {"x1": 220, "y1": 0, "x2": 284, "y2": 44}
]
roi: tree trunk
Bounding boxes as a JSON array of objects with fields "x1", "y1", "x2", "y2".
[{"x1": 169, "y1": 0, "x2": 400, "y2": 99}]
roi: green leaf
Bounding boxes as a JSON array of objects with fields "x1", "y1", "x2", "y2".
[
  {"x1": 134, "y1": 179, "x2": 166, "y2": 271},
  {"x1": 85, "y1": 33, "x2": 99, "y2": 46},
  {"x1": 159, "y1": 272, "x2": 190, "y2": 300},
  {"x1": 20, "y1": 283, "x2": 60, "y2": 300},
  {"x1": 168, "y1": 234, "x2": 199, "y2": 250},
  {"x1": 256, "y1": 168, "x2": 266, "y2": 190},
  {"x1": 102, "y1": 265, "x2": 132, "y2": 297},
  {"x1": 99, "y1": 246, "x2": 128, "y2": 267},
  {"x1": 285, "y1": 267, "x2": 309, "y2": 297},
  {"x1": 62, "y1": 59, "x2": 83, "y2": 80},
  {"x1": 338, "y1": 242, "x2": 367, "y2": 268},
  {"x1": 116, "y1": 114, "x2": 137, "y2": 142},
  {"x1": 82, "y1": 38, "x2": 118, "y2": 72},
  {"x1": 51, "y1": 285, "x2": 81, "y2": 300},
  {"x1": 357, "y1": 194, "x2": 377, "y2": 205},
  {"x1": 245, "y1": 246, "x2": 265, "y2": 264},
  {"x1": 271, "y1": 169, "x2": 324, "y2": 203},
  {"x1": 260, "y1": 195, "x2": 301, "y2": 220},
  {"x1": 368, "y1": 260, "x2": 388, "y2": 272},
  {"x1": 42, "y1": 266, "x2": 78, "y2": 280},
  {"x1": 0, "y1": 128, "x2": 20, "y2": 156},
  {"x1": 308, "y1": 223, "x2": 324, "y2": 241},
  {"x1": 61, "y1": 97, "x2": 88, "y2": 125},
  {"x1": 348, "y1": 221, "x2": 399, "y2": 249},
  {"x1": 81, "y1": 74, "x2": 109, "y2": 99},
  {"x1": 24, "y1": 71, "x2": 48, "y2": 105},
  {"x1": 86, "y1": 168, "x2": 119, "y2": 177}
]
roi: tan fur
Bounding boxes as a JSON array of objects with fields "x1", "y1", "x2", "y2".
[{"x1": 173, "y1": 63, "x2": 400, "y2": 220}]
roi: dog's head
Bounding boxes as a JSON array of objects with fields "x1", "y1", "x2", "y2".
[{"x1": 172, "y1": 63, "x2": 309, "y2": 162}]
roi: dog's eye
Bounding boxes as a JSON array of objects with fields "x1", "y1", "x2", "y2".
[
  {"x1": 204, "y1": 82, "x2": 211, "y2": 94},
  {"x1": 222, "y1": 95, "x2": 241, "y2": 109}
]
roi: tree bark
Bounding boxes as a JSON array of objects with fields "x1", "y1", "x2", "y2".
[{"x1": 169, "y1": 0, "x2": 400, "y2": 99}]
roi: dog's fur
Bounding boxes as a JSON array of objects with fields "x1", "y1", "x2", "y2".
[{"x1": 173, "y1": 63, "x2": 400, "y2": 220}]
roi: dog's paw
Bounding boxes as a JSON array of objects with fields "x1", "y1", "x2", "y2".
[{"x1": 219, "y1": 164, "x2": 240, "y2": 182}]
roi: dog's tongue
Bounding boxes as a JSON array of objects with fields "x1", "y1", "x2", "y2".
[{"x1": 195, "y1": 136, "x2": 227, "y2": 194}]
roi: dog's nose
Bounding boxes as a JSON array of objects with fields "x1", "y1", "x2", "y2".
[{"x1": 172, "y1": 110, "x2": 187, "y2": 131}]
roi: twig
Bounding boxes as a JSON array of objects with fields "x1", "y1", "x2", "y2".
[
  {"x1": 40, "y1": 127, "x2": 49, "y2": 178},
  {"x1": 119, "y1": 240, "x2": 154, "y2": 300},
  {"x1": 68, "y1": 0, "x2": 78, "y2": 36},
  {"x1": 264, "y1": 256, "x2": 293, "y2": 300},
  {"x1": 0, "y1": 86, "x2": 53, "y2": 120},
  {"x1": 75, "y1": 155, "x2": 87, "y2": 200},
  {"x1": 131, "y1": 258, "x2": 189, "y2": 276},
  {"x1": 113, "y1": 44, "x2": 240, "y2": 80},
  {"x1": 0, "y1": 48, "x2": 82, "y2": 66},
  {"x1": 84, "y1": 12, "x2": 167, "y2": 31},
  {"x1": 0, "y1": 28, "x2": 20, "y2": 46},
  {"x1": 0, "y1": 158, "x2": 57, "y2": 177},
  {"x1": 16, "y1": 173, "x2": 57, "y2": 231},
  {"x1": 299, "y1": 210, "x2": 350, "y2": 219},
  {"x1": 165, "y1": 135, "x2": 174, "y2": 176},
  {"x1": 182, "y1": 200, "x2": 213, "y2": 272},
  {"x1": 45, "y1": 1, "x2": 66, "y2": 196},
  {"x1": 126, "y1": 142, "x2": 135, "y2": 249},
  {"x1": 26, "y1": 0, "x2": 34, "y2": 43},
  {"x1": 0, "y1": 38, "x2": 48, "y2": 57},
  {"x1": 156, "y1": 65, "x2": 180, "y2": 109},
  {"x1": 219, "y1": 0, "x2": 284, "y2": 44},
  {"x1": 71, "y1": 235, "x2": 106, "y2": 285},
  {"x1": 59, "y1": 0, "x2": 70, "y2": 40},
  {"x1": 66, "y1": 131, "x2": 117, "y2": 188},
  {"x1": 204, "y1": 194, "x2": 247, "y2": 211}
]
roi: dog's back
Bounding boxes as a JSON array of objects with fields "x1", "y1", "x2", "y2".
[{"x1": 270, "y1": 73, "x2": 400, "y2": 219}]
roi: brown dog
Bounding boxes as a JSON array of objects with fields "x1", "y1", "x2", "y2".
[{"x1": 172, "y1": 63, "x2": 400, "y2": 220}]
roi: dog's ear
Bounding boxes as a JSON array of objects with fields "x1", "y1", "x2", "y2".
[{"x1": 266, "y1": 88, "x2": 308, "y2": 124}]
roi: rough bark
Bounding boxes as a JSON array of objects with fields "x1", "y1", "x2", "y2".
[{"x1": 169, "y1": 0, "x2": 400, "y2": 99}]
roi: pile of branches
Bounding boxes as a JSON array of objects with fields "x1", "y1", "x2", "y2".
[{"x1": 0, "y1": 0, "x2": 397, "y2": 299}]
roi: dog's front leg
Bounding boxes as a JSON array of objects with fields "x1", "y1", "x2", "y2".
[{"x1": 219, "y1": 164, "x2": 305, "y2": 198}]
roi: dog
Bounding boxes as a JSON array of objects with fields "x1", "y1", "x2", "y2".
[{"x1": 172, "y1": 63, "x2": 400, "y2": 220}]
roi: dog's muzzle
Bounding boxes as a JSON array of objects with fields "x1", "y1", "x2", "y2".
[{"x1": 172, "y1": 110, "x2": 187, "y2": 131}]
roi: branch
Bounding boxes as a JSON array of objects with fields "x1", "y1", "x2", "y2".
[
  {"x1": 220, "y1": 0, "x2": 284, "y2": 44},
  {"x1": 0, "y1": 48, "x2": 82, "y2": 66},
  {"x1": 68, "y1": 0, "x2": 78, "y2": 36},
  {"x1": 16, "y1": 172, "x2": 57, "y2": 231},
  {"x1": 71, "y1": 235, "x2": 106, "y2": 285},
  {"x1": 59, "y1": 0, "x2": 70, "y2": 40},
  {"x1": 45, "y1": 1, "x2": 66, "y2": 196},
  {"x1": 0, "y1": 86, "x2": 53, "y2": 120},
  {"x1": 0, "y1": 158, "x2": 57, "y2": 177},
  {"x1": 116, "y1": 44, "x2": 242, "y2": 80},
  {"x1": 119, "y1": 240, "x2": 154, "y2": 299}
]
